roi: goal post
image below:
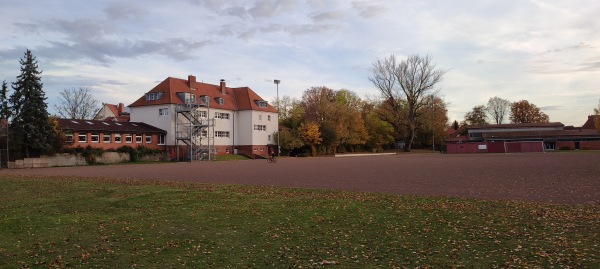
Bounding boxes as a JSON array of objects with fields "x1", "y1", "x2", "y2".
[{"x1": 503, "y1": 141, "x2": 545, "y2": 153}]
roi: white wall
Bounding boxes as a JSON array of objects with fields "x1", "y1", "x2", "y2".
[
  {"x1": 130, "y1": 105, "x2": 175, "y2": 144},
  {"x1": 131, "y1": 105, "x2": 278, "y2": 148}
]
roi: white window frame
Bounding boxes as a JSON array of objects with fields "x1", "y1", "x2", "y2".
[
  {"x1": 158, "y1": 134, "x2": 166, "y2": 145},
  {"x1": 125, "y1": 134, "x2": 133, "y2": 143},
  {"x1": 114, "y1": 134, "x2": 122, "y2": 143},
  {"x1": 78, "y1": 133, "x2": 87, "y2": 143},
  {"x1": 145, "y1": 135, "x2": 152, "y2": 144},
  {"x1": 90, "y1": 133, "x2": 99, "y2": 143},
  {"x1": 103, "y1": 133, "x2": 111, "y2": 143},
  {"x1": 65, "y1": 133, "x2": 74, "y2": 143},
  {"x1": 268, "y1": 115, "x2": 271, "y2": 121},
  {"x1": 159, "y1": 108, "x2": 169, "y2": 117},
  {"x1": 215, "y1": 112, "x2": 230, "y2": 120},
  {"x1": 198, "y1": 110, "x2": 207, "y2": 118},
  {"x1": 135, "y1": 134, "x2": 142, "y2": 143},
  {"x1": 215, "y1": 131, "x2": 230, "y2": 138}
]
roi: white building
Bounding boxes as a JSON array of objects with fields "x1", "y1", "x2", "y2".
[{"x1": 129, "y1": 75, "x2": 279, "y2": 159}]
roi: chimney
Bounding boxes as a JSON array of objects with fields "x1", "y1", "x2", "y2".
[
  {"x1": 220, "y1": 79, "x2": 226, "y2": 94},
  {"x1": 118, "y1": 103, "x2": 125, "y2": 115},
  {"x1": 188, "y1": 75, "x2": 196, "y2": 88}
]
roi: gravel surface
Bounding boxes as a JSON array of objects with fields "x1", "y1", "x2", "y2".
[{"x1": 2, "y1": 153, "x2": 599, "y2": 205}]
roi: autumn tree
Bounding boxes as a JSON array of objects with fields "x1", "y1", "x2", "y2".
[
  {"x1": 486, "y1": 96, "x2": 510, "y2": 124},
  {"x1": 53, "y1": 86, "x2": 100, "y2": 119},
  {"x1": 9, "y1": 49, "x2": 56, "y2": 158},
  {"x1": 510, "y1": 100, "x2": 549, "y2": 123},
  {"x1": 369, "y1": 54, "x2": 446, "y2": 152},
  {"x1": 299, "y1": 87, "x2": 368, "y2": 154},
  {"x1": 464, "y1": 105, "x2": 488, "y2": 125},
  {"x1": 299, "y1": 122, "x2": 322, "y2": 157},
  {"x1": 333, "y1": 89, "x2": 368, "y2": 152},
  {"x1": 274, "y1": 129, "x2": 303, "y2": 156},
  {"x1": 363, "y1": 102, "x2": 395, "y2": 152},
  {"x1": 416, "y1": 95, "x2": 449, "y2": 149}
]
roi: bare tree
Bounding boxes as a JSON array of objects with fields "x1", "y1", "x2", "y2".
[
  {"x1": 369, "y1": 54, "x2": 446, "y2": 152},
  {"x1": 486, "y1": 96, "x2": 510, "y2": 124},
  {"x1": 54, "y1": 87, "x2": 100, "y2": 119}
]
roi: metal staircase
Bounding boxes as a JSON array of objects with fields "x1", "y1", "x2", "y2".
[{"x1": 175, "y1": 98, "x2": 215, "y2": 161}]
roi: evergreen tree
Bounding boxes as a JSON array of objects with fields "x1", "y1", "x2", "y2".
[
  {"x1": 452, "y1": 120, "x2": 459, "y2": 130},
  {"x1": 0, "y1": 80, "x2": 9, "y2": 120},
  {"x1": 9, "y1": 49, "x2": 55, "y2": 158}
]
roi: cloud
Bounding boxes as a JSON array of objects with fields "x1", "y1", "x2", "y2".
[
  {"x1": 103, "y1": 2, "x2": 148, "y2": 21},
  {"x1": 310, "y1": 10, "x2": 346, "y2": 22},
  {"x1": 352, "y1": 1, "x2": 387, "y2": 18}
]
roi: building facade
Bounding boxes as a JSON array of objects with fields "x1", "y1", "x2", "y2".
[
  {"x1": 128, "y1": 75, "x2": 279, "y2": 159},
  {"x1": 446, "y1": 120, "x2": 600, "y2": 154},
  {"x1": 57, "y1": 119, "x2": 167, "y2": 151}
]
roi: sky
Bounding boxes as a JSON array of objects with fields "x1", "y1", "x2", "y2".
[{"x1": 1, "y1": 0, "x2": 599, "y2": 126}]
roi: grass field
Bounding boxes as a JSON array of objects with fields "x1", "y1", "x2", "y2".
[{"x1": 1, "y1": 175, "x2": 599, "y2": 268}]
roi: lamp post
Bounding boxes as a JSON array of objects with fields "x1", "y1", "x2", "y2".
[
  {"x1": 274, "y1": 79, "x2": 280, "y2": 156},
  {"x1": 431, "y1": 95, "x2": 435, "y2": 152}
]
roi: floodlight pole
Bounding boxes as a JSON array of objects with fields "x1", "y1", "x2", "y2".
[
  {"x1": 431, "y1": 95, "x2": 435, "y2": 152},
  {"x1": 274, "y1": 79, "x2": 280, "y2": 156}
]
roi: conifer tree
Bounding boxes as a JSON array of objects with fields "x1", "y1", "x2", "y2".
[
  {"x1": 9, "y1": 49, "x2": 55, "y2": 158},
  {"x1": 0, "y1": 80, "x2": 9, "y2": 120}
]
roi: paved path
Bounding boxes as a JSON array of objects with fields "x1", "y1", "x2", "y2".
[{"x1": 2, "y1": 153, "x2": 600, "y2": 205}]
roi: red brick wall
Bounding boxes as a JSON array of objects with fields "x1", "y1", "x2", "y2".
[
  {"x1": 580, "y1": 141, "x2": 600, "y2": 150},
  {"x1": 63, "y1": 131, "x2": 165, "y2": 151},
  {"x1": 557, "y1": 141, "x2": 575, "y2": 150}
]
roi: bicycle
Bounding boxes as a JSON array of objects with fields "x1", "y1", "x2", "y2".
[{"x1": 267, "y1": 156, "x2": 277, "y2": 163}]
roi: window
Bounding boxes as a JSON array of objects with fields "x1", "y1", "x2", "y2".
[
  {"x1": 145, "y1": 135, "x2": 152, "y2": 144},
  {"x1": 198, "y1": 111, "x2": 207, "y2": 118},
  {"x1": 135, "y1": 135, "x2": 142, "y2": 143},
  {"x1": 254, "y1": 125, "x2": 266, "y2": 131},
  {"x1": 216, "y1": 97, "x2": 224, "y2": 105},
  {"x1": 256, "y1": 100, "x2": 268, "y2": 108},
  {"x1": 159, "y1": 108, "x2": 169, "y2": 117},
  {"x1": 259, "y1": 115, "x2": 262, "y2": 120},
  {"x1": 78, "y1": 133, "x2": 87, "y2": 143},
  {"x1": 201, "y1": 130, "x2": 207, "y2": 137},
  {"x1": 215, "y1": 131, "x2": 230, "y2": 138},
  {"x1": 215, "y1": 112, "x2": 229, "y2": 119},
  {"x1": 125, "y1": 134, "x2": 133, "y2": 143},
  {"x1": 65, "y1": 133, "x2": 74, "y2": 143},
  {"x1": 147, "y1": 92, "x2": 162, "y2": 101},
  {"x1": 103, "y1": 134, "x2": 111, "y2": 143},
  {"x1": 268, "y1": 135, "x2": 271, "y2": 141},
  {"x1": 91, "y1": 133, "x2": 99, "y2": 143},
  {"x1": 114, "y1": 134, "x2": 122, "y2": 143},
  {"x1": 226, "y1": 148, "x2": 230, "y2": 154},
  {"x1": 268, "y1": 115, "x2": 271, "y2": 121},
  {"x1": 158, "y1": 134, "x2": 166, "y2": 145}
]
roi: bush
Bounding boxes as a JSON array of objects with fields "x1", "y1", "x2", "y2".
[{"x1": 82, "y1": 145, "x2": 104, "y2": 165}]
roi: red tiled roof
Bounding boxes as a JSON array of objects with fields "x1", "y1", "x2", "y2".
[
  {"x1": 482, "y1": 129, "x2": 600, "y2": 139},
  {"x1": 58, "y1": 119, "x2": 166, "y2": 134},
  {"x1": 582, "y1": 115, "x2": 599, "y2": 129},
  {"x1": 468, "y1": 122, "x2": 564, "y2": 130},
  {"x1": 129, "y1": 76, "x2": 277, "y2": 113}
]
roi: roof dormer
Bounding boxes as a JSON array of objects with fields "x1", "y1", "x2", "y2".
[{"x1": 255, "y1": 100, "x2": 268, "y2": 108}]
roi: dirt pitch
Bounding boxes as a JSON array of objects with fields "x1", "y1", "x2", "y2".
[{"x1": 2, "y1": 153, "x2": 599, "y2": 205}]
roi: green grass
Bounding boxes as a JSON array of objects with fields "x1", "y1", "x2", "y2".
[{"x1": 0, "y1": 175, "x2": 599, "y2": 268}]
